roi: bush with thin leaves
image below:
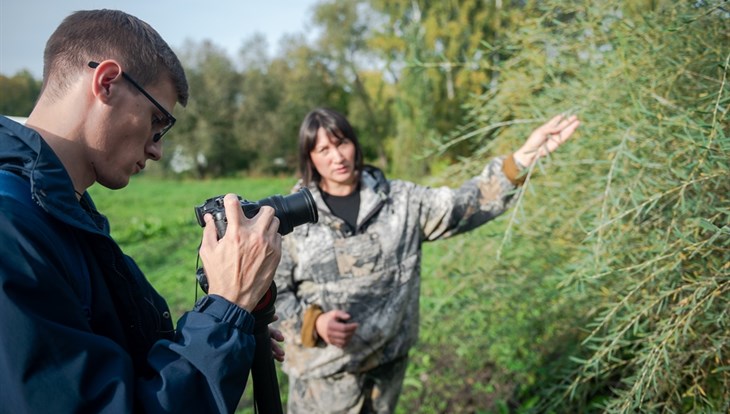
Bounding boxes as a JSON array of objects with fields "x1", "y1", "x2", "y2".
[{"x1": 403, "y1": 1, "x2": 728, "y2": 413}]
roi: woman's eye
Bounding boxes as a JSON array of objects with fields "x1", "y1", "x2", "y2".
[{"x1": 152, "y1": 115, "x2": 164, "y2": 126}]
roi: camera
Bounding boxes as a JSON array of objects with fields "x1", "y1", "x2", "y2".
[
  {"x1": 194, "y1": 187, "x2": 318, "y2": 238},
  {"x1": 194, "y1": 188, "x2": 318, "y2": 293}
]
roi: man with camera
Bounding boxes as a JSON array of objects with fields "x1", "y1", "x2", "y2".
[{"x1": 0, "y1": 9, "x2": 281, "y2": 413}]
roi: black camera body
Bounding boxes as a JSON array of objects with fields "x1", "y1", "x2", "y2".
[
  {"x1": 194, "y1": 187, "x2": 318, "y2": 238},
  {"x1": 194, "y1": 188, "x2": 318, "y2": 293}
]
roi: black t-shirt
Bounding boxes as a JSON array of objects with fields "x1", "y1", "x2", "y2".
[{"x1": 321, "y1": 187, "x2": 360, "y2": 232}]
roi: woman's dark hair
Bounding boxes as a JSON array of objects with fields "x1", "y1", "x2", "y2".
[{"x1": 298, "y1": 108, "x2": 364, "y2": 186}]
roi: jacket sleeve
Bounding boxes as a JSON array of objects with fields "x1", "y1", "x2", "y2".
[
  {"x1": 137, "y1": 294, "x2": 256, "y2": 413},
  {"x1": 272, "y1": 236, "x2": 307, "y2": 340},
  {"x1": 414, "y1": 155, "x2": 521, "y2": 241},
  {"x1": 0, "y1": 197, "x2": 256, "y2": 413}
]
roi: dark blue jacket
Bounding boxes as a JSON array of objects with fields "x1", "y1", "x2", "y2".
[{"x1": 0, "y1": 116, "x2": 256, "y2": 413}]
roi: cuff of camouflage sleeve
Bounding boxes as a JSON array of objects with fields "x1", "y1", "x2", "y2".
[
  {"x1": 502, "y1": 154, "x2": 527, "y2": 186},
  {"x1": 301, "y1": 304, "x2": 324, "y2": 348}
]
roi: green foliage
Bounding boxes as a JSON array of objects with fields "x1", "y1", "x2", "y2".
[
  {"x1": 0, "y1": 70, "x2": 41, "y2": 116},
  {"x1": 369, "y1": 0, "x2": 501, "y2": 179},
  {"x1": 162, "y1": 34, "x2": 351, "y2": 178},
  {"x1": 548, "y1": 2, "x2": 729, "y2": 410},
  {"x1": 312, "y1": 0, "x2": 395, "y2": 169},
  {"x1": 237, "y1": 36, "x2": 350, "y2": 174},
  {"x1": 169, "y1": 41, "x2": 246, "y2": 177},
  {"x1": 401, "y1": 0, "x2": 730, "y2": 413}
]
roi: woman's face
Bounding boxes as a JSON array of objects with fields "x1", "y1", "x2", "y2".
[{"x1": 309, "y1": 127, "x2": 358, "y2": 194}]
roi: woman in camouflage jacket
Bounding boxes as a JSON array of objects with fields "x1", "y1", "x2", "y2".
[{"x1": 274, "y1": 108, "x2": 580, "y2": 413}]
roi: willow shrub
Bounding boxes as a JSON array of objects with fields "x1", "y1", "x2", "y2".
[{"x1": 402, "y1": 1, "x2": 729, "y2": 413}]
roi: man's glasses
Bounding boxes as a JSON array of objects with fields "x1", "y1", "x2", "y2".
[{"x1": 88, "y1": 61, "x2": 176, "y2": 142}]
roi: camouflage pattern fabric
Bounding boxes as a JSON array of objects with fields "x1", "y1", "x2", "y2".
[
  {"x1": 274, "y1": 157, "x2": 518, "y2": 408},
  {"x1": 287, "y1": 355, "x2": 408, "y2": 413}
]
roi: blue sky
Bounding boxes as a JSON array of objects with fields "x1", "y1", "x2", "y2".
[{"x1": 0, "y1": 0, "x2": 319, "y2": 78}]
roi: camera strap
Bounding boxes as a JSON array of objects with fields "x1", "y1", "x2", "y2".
[{"x1": 0, "y1": 170, "x2": 92, "y2": 320}]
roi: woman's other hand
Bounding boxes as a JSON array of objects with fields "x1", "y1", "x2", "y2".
[{"x1": 513, "y1": 114, "x2": 580, "y2": 168}]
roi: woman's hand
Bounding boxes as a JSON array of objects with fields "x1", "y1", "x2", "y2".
[
  {"x1": 315, "y1": 310, "x2": 359, "y2": 348},
  {"x1": 269, "y1": 317, "x2": 286, "y2": 362},
  {"x1": 513, "y1": 114, "x2": 581, "y2": 168}
]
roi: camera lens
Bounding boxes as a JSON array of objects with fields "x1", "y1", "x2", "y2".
[{"x1": 256, "y1": 188, "x2": 318, "y2": 235}]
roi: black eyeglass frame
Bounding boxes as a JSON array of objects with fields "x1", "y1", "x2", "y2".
[{"x1": 88, "y1": 61, "x2": 176, "y2": 142}]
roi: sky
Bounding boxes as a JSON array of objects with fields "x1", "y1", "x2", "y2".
[{"x1": 0, "y1": 0, "x2": 319, "y2": 78}]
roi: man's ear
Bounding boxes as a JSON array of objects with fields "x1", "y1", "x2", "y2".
[{"x1": 89, "y1": 60, "x2": 123, "y2": 102}]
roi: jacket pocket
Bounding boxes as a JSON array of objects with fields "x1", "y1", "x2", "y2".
[{"x1": 333, "y1": 232, "x2": 383, "y2": 277}]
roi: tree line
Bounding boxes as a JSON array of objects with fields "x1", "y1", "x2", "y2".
[{"x1": 0, "y1": 0, "x2": 609, "y2": 180}]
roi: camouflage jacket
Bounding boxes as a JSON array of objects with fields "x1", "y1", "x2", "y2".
[{"x1": 274, "y1": 156, "x2": 520, "y2": 379}]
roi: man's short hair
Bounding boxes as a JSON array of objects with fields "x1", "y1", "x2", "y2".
[{"x1": 41, "y1": 9, "x2": 188, "y2": 106}]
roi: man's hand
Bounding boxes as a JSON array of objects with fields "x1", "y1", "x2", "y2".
[
  {"x1": 315, "y1": 310, "x2": 359, "y2": 348},
  {"x1": 199, "y1": 194, "x2": 282, "y2": 312},
  {"x1": 513, "y1": 114, "x2": 581, "y2": 168}
]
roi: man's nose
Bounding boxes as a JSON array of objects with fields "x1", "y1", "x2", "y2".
[{"x1": 147, "y1": 139, "x2": 163, "y2": 161}]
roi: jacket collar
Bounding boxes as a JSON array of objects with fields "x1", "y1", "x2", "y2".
[
  {"x1": 0, "y1": 116, "x2": 109, "y2": 235},
  {"x1": 303, "y1": 165, "x2": 390, "y2": 232},
  {"x1": 357, "y1": 165, "x2": 389, "y2": 226}
]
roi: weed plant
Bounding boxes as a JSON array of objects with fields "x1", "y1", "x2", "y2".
[{"x1": 402, "y1": 1, "x2": 729, "y2": 413}]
